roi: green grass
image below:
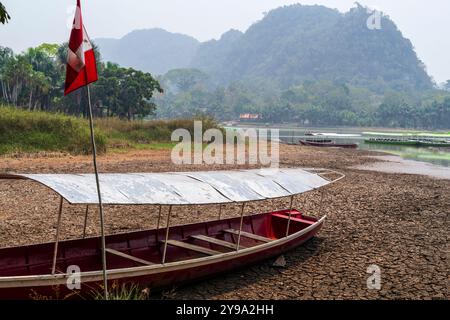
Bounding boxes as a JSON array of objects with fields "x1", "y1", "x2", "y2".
[
  {"x1": 0, "y1": 106, "x2": 107, "y2": 155},
  {"x1": 96, "y1": 116, "x2": 222, "y2": 144},
  {"x1": 109, "y1": 142, "x2": 178, "y2": 153},
  {"x1": 97, "y1": 116, "x2": 221, "y2": 153},
  {"x1": 0, "y1": 106, "x2": 223, "y2": 156}
]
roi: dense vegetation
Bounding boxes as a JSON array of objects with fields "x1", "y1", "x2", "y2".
[
  {"x1": 154, "y1": 69, "x2": 450, "y2": 129},
  {"x1": 192, "y1": 4, "x2": 433, "y2": 92},
  {"x1": 0, "y1": 106, "x2": 221, "y2": 155},
  {"x1": 0, "y1": 43, "x2": 162, "y2": 120},
  {"x1": 97, "y1": 4, "x2": 433, "y2": 92},
  {"x1": 97, "y1": 4, "x2": 450, "y2": 129},
  {"x1": 2, "y1": 3, "x2": 450, "y2": 130}
]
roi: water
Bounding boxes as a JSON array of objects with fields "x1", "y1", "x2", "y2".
[
  {"x1": 225, "y1": 125, "x2": 450, "y2": 168},
  {"x1": 352, "y1": 156, "x2": 450, "y2": 180}
]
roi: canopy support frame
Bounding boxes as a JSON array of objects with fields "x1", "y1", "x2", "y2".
[
  {"x1": 218, "y1": 204, "x2": 223, "y2": 221},
  {"x1": 285, "y1": 196, "x2": 295, "y2": 237},
  {"x1": 155, "y1": 205, "x2": 163, "y2": 244},
  {"x1": 318, "y1": 189, "x2": 326, "y2": 217},
  {"x1": 51, "y1": 196, "x2": 64, "y2": 275},
  {"x1": 236, "y1": 203, "x2": 246, "y2": 251},
  {"x1": 161, "y1": 205, "x2": 172, "y2": 264},
  {"x1": 82, "y1": 205, "x2": 89, "y2": 239}
]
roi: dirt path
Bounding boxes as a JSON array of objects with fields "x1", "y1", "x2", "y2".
[{"x1": 0, "y1": 145, "x2": 448, "y2": 300}]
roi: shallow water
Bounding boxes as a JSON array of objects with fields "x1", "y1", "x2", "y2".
[
  {"x1": 226, "y1": 126, "x2": 450, "y2": 168},
  {"x1": 352, "y1": 155, "x2": 450, "y2": 180}
]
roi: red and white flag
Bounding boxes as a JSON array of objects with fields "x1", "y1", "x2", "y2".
[{"x1": 64, "y1": 0, "x2": 98, "y2": 95}]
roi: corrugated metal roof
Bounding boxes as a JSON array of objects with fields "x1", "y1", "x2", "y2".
[{"x1": 5, "y1": 169, "x2": 330, "y2": 205}]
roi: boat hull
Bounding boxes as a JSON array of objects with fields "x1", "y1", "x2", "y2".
[
  {"x1": 365, "y1": 139, "x2": 450, "y2": 148},
  {"x1": 0, "y1": 210, "x2": 324, "y2": 300},
  {"x1": 299, "y1": 140, "x2": 358, "y2": 149}
]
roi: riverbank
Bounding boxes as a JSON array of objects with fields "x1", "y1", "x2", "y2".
[
  {"x1": 0, "y1": 145, "x2": 448, "y2": 300},
  {"x1": 0, "y1": 106, "x2": 221, "y2": 155}
]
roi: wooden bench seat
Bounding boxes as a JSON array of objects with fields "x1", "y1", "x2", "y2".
[
  {"x1": 105, "y1": 248, "x2": 154, "y2": 266},
  {"x1": 223, "y1": 229, "x2": 273, "y2": 243},
  {"x1": 161, "y1": 240, "x2": 220, "y2": 256},
  {"x1": 190, "y1": 234, "x2": 247, "y2": 250},
  {"x1": 271, "y1": 213, "x2": 315, "y2": 225}
]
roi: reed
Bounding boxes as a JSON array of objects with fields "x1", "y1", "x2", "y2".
[{"x1": 92, "y1": 283, "x2": 150, "y2": 300}]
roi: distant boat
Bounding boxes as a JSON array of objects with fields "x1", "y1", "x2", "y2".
[
  {"x1": 309, "y1": 132, "x2": 361, "y2": 138},
  {"x1": 364, "y1": 131, "x2": 450, "y2": 138},
  {"x1": 305, "y1": 138, "x2": 333, "y2": 143},
  {"x1": 299, "y1": 140, "x2": 358, "y2": 149},
  {"x1": 365, "y1": 138, "x2": 450, "y2": 148}
]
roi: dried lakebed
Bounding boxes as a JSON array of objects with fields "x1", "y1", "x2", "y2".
[{"x1": 0, "y1": 145, "x2": 448, "y2": 300}]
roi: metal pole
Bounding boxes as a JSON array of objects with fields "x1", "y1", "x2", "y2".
[
  {"x1": 51, "y1": 196, "x2": 64, "y2": 275},
  {"x1": 155, "y1": 205, "x2": 162, "y2": 243},
  {"x1": 218, "y1": 204, "x2": 222, "y2": 221},
  {"x1": 86, "y1": 84, "x2": 108, "y2": 300},
  {"x1": 156, "y1": 205, "x2": 162, "y2": 230},
  {"x1": 236, "y1": 203, "x2": 246, "y2": 251},
  {"x1": 318, "y1": 189, "x2": 325, "y2": 216},
  {"x1": 162, "y1": 205, "x2": 172, "y2": 264},
  {"x1": 82, "y1": 205, "x2": 89, "y2": 238},
  {"x1": 285, "y1": 196, "x2": 295, "y2": 237}
]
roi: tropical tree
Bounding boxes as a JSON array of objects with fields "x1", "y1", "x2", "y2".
[
  {"x1": 93, "y1": 63, "x2": 163, "y2": 119},
  {"x1": 1, "y1": 43, "x2": 163, "y2": 119},
  {"x1": 0, "y1": 2, "x2": 10, "y2": 24},
  {"x1": 163, "y1": 69, "x2": 209, "y2": 92},
  {"x1": 22, "y1": 45, "x2": 59, "y2": 110},
  {"x1": 444, "y1": 80, "x2": 450, "y2": 91},
  {"x1": 1, "y1": 55, "x2": 35, "y2": 106},
  {"x1": 0, "y1": 46, "x2": 14, "y2": 102}
]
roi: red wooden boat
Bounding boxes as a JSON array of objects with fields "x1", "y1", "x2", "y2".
[
  {"x1": 299, "y1": 140, "x2": 358, "y2": 149},
  {"x1": 0, "y1": 209, "x2": 324, "y2": 300},
  {"x1": 0, "y1": 168, "x2": 343, "y2": 300}
]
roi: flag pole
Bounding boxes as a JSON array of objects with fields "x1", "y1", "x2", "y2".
[{"x1": 85, "y1": 84, "x2": 109, "y2": 300}]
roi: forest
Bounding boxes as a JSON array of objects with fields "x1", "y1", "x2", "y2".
[
  {"x1": 2, "y1": 3, "x2": 450, "y2": 129},
  {"x1": 2, "y1": 42, "x2": 450, "y2": 129},
  {"x1": 155, "y1": 68, "x2": 450, "y2": 129},
  {"x1": 0, "y1": 44, "x2": 162, "y2": 120},
  {"x1": 99, "y1": 4, "x2": 450, "y2": 129}
]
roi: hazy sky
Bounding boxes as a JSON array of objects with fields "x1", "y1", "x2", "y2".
[{"x1": 0, "y1": 0, "x2": 448, "y2": 83}]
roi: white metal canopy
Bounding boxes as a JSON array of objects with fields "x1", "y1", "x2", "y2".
[{"x1": 2, "y1": 169, "x2": 332, "y2": 205}]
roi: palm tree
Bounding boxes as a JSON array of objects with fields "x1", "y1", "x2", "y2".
[
  {"x1": 23, "y1": 46, "x2": 59, "y2": 110},
  {"x1": 0, "y1": 46, "x2": 14, "y2": 103},
  {"x1": 28, "y1": 70, "x2": 50, "y2": 110},
  {"x1": 0, "y1": 2, "x2": 10, "y2": 24},
  {"x1": 3, "y1": 56, "x2": 34, "y2": 106}
]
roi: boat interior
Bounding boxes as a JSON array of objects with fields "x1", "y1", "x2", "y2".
[{"x1": 0, "y1": 209, "x2": 317, "y2": 277}]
